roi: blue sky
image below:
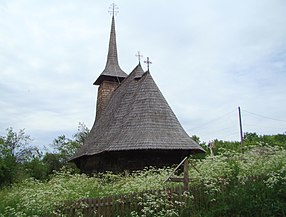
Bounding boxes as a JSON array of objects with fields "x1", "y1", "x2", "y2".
[{"x1": 1, "y1": 0, "x2": 286, "y2": 148}]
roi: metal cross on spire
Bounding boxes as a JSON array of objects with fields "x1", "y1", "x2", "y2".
[
  {"x1": 108, "y1": 3, "x2": 119, "y2": 16},
  {"x1": 144, "y1": 57, "x2": 152, "y2": 71},
  {"x1": 135, "y1": 51, "x2": 143, "y2": 63}
]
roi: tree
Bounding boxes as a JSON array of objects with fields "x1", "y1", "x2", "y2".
[
  {"x1": 0, "y1": 127, "x2": 39, "y2": 186},
  {"x1": 42, "y1": 153, "x2": 62, "y2": 174},
  {"x1": 51, "y1": 135, "x2": 78, "y2": 163},
  {"x1": 0, "y1": 124, "x2": 90, "y2": 186},
  {"x1": 24, "y1": 154, "x2": 48, "y2": 180},
  {"x1": 191, "y1": 135, "x2": 201, "y2": 144},
  {"x1": 244, "y1": 132, "x2": 260, "y2": 143},
  {"x1": 49, "y1": 122, "x2": 90, "y2": 171},
  {"x1": 73, "y1": 122, "x2": 90, "y2": 146},
  {"x1": 1, "y1": 127, "x2": 38, "y2": 163}
]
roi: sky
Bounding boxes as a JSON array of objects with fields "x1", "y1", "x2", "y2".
[{"x1": 1, "y1": 0, "x2": 286, "y2": 149}]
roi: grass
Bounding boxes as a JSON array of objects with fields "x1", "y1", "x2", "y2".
[{"x1": 0, "y1": 143, "x2": 285, "y2": 216}]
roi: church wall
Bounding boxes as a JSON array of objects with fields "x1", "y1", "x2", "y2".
[
  {"x1": 96, "y1": 80, "x2": 119, "y2": 120},
  {"x1": 78, "y1": 150, "x2": 191, "y2": 174}
]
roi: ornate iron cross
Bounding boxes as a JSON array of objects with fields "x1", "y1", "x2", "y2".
[
  {"x1": 144, "y1": 57, "x2": 152, "y2": 71},
  {"x1": 108, "y1": 3, "x2": 119, "y2": 16},
  {"x1": 135, "y1": 51, "x2": 143, "y2": 63}
]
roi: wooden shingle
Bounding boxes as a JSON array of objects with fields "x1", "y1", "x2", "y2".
[{"x1": 71, "y1": 64, "x2": 204, "y2": 162}]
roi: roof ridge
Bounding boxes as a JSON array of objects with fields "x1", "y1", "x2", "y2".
[
  {"x1": 121, "y1": 67, "x2": 149, "y2": 121},
  {"x1": 109, "y1": 63, "x2": 144, "y2": 91}
]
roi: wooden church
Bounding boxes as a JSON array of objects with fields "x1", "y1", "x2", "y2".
[{"x1": 70, "y1": 12, "x2": 205, "y2": 173}]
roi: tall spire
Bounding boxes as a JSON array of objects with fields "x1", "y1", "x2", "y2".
[{"x1": 94, "y1": 13, "x2": 127, "y2": 85}]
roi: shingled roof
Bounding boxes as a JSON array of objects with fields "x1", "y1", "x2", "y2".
[
  {"x1": 71, "y1": 64, "x2": 204, "y2": 161},
  {"x1": 94, "y1": 15, "x2": 127, "y2": 85}
]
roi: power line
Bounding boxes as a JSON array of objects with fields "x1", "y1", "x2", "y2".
[
  {"x1": 196, "y1": 125, "x2": 235, "y2": 134},
  {"x1": 224, "y1": 132, "x2": 239, "y2": 137},
  {"x1": 215, "y1": 131, "x2": 238, "y2": 140},
  {"x1": 242, "y1": 109, "x2": 286, "y2": 123},
  {"x1": 189, "y1": 109, "x2": 236, "y2": 131},
  {"x1": 190, "y1": 107, "x2": 285, "y2": 142}
]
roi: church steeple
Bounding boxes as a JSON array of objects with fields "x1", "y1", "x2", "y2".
[
  {"x1": 94, "y1": 14, "x2": 127, "y2": 85},
  {"x1": 94, "y1": 8, "x2": 127, "y2": 121}
]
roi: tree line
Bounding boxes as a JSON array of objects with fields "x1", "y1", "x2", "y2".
[
  {"x1": 0, "y1": 123, "x2": 89, "y2": 187},
  {"x1": 1, "y1": 124, "x2": 285, "y2": 188}
]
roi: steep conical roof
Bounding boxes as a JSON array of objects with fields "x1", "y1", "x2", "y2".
[
  {"x1": 94, "y1": 15, "x2": 127, "y2": 85},
  {"x1": 71, "y1": 64, "x2": 204, "y2": 161}
]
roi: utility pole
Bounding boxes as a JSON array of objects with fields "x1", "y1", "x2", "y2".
[{"x1": 238, "y1": 106, "x2": 243, "y2": 145}]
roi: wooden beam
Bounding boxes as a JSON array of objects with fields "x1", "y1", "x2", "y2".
[
  {"x1": 169, "y1": 177, "x2": 191, "y2": 182},
  {"x1": 183, "y1": 158, "x2": 189, "y2": 191},
  {"x1": 164, "y1": 156, "x2": 188, "y2": 183},
  {"x1": 165, "y1": 157, "x2": 190, "y2": 191}
]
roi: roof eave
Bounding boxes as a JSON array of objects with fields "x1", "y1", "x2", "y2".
[{"x1": 94, "y1": 74, "x2": 127, "y2": 85}]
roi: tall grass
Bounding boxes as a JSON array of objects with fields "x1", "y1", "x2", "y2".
[
  {"x1": 0, "y1": 143, "x2": 285, "y2": 216},
  {"x1": 184, "y1": 144, "x2": 286, "y2": 216},
  {"x1": 0, "y1": 167, "x2": 172, "y2": 216}
]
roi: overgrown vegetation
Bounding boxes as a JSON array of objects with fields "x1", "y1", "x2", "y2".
[
  {"x1": 0, "y1": 127, "x2": 285, "y2": 216},
  {"x1": 0, "y1": 123, "x2": 89, "y2": 187}
]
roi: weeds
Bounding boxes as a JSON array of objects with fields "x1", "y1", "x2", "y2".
[{"x1": 0, "y1": 144, "x2": 285, "y2": 216}]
